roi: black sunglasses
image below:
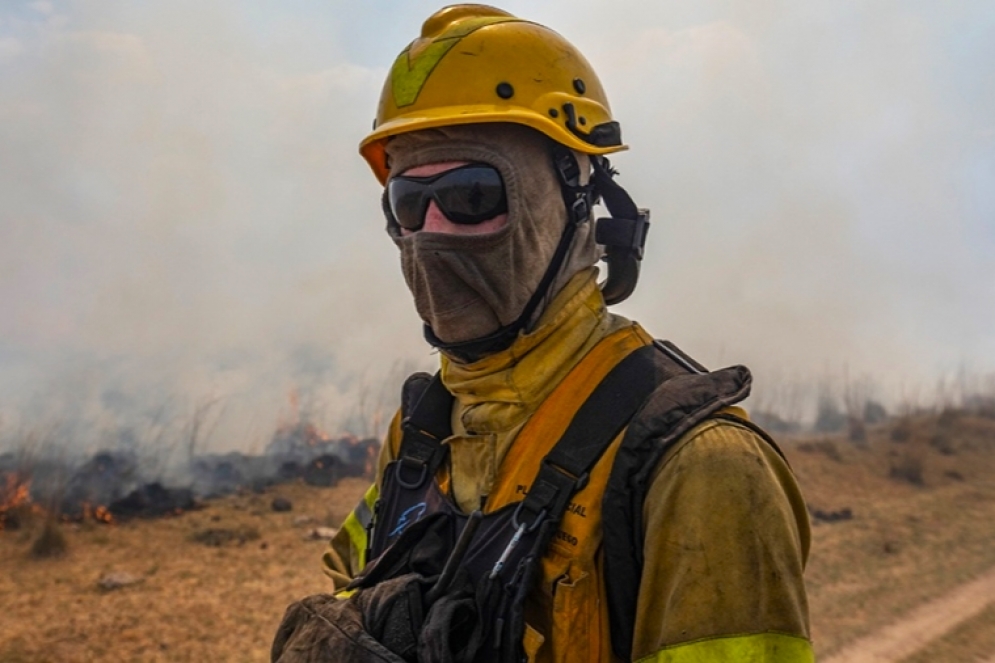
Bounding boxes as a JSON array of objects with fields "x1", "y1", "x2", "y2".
[{"x1": 387, "y1": 163, "x2": 508, "y2": 231}]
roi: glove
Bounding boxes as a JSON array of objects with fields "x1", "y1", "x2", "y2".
[
  {"x1": 272, "y1": 513, "x2": 490, "y2": 663},
  {"x1": 360, "y1": 573, "x2": 434, "y2": 661},
  {"x1": 417, "y1": 567, "x2": 483, "y2": 663},
  {"x1": 271, "y1": 590, "x2": 407, "y2": 663}
]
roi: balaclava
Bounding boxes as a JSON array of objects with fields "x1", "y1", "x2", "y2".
[{"x1": 385, "y1": 123, "x2": 600, "y2": 359}]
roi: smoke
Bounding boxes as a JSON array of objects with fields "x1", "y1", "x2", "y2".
[
  {"x1": 554, "y1": 0, "x2": 995, "y2": 392},
  {"x1": 1, "y1": 1, "x2": 992, "y2": 451}
]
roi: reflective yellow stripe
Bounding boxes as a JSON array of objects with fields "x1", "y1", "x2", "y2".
[
  {"x1": 636, "y1": 633, "x2": 814, "y2": 663},
  {"x1": 341, "y1": 484, "x2": 380, "y2": 569}
]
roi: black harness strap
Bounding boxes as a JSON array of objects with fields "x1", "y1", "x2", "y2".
[
  {"x1": 498, "y1": 343, "x2": 663, "y2": 663},
  {"x1": 603, "y1": 362, "x2": 756, "y2": 661},
  {"x1": 511, "y1": 344, "x2": 662, "y2": 534},
  {"x1": 388, "y1": 342, "x2": 669, "y2": 663},
  {"x1": 396, "y1": 374, "x2": 454, "y2": 490}
]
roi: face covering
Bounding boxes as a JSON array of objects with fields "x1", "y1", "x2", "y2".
[{"x1": 384, "y1": 123, "x2": 600, "y2": 355}]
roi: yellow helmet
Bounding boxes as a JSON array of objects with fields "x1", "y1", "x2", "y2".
[{"x1": 359, "y1": 4, "x2": 626, "y2": 184}]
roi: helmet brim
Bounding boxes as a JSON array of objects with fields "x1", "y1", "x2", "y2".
[{"x1": 360, "y1": 108, "x2": 627, "y2": 185}]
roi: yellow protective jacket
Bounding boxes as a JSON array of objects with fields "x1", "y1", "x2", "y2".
[{"x1": 323, "y1": 269, "x2": 813, "y2": 662}]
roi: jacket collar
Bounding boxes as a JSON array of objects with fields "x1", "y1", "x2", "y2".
[{"x1": 441, "y1": 268, "x2": 610, "y2": 435}]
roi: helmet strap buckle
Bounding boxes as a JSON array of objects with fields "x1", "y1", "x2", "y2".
[{"x1": 569, "y1": 196, "x2": 591, "y2": 227}]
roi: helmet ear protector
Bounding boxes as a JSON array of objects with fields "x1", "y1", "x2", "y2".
[{"x1": 550, "y1": 144, "x2": 650, "y2": 306}]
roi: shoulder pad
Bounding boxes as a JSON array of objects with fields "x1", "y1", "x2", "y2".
[{"x1": 401, "y1": 372, "x2": 434, "y2": 419}]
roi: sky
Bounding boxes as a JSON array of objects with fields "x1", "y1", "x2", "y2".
[{"x1": 0, "y1": 0, "x2": 993, "y2": 452}]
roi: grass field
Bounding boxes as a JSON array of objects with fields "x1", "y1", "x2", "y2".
[
  {"x1": 790, "y1": 412, "x2": 995, "y2": 657},
  {"x1": 2, "y1": 411, "x2": 994, "y2": 662},
  {"x1": 0, "y1": 478, "x2": 370, "y2": 663}
]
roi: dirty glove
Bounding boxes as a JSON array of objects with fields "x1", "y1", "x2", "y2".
[
  {"x1": 271, "y1": 574, "x2": 436, "y2": 663},
  {"x1": 417, "y1": 567, "x2": 484, "y2": 663},
  {"x1": 361, "y1": 573, "x2": 434, "y2": 661},
  {"x1": 271, "y1": 590, "x2": 407, "y2": 663}
]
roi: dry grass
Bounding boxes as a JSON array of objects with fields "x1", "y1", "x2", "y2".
[
  {"x1": 785, "y1": 412, "x2": 995, "y2": 658},
  {"x1": 2, "y1": 411, "x2": 995, "y2": 662},
  {"x1": 28, "y1": 518, "x2": 68, "y2": 559},
  {"x1": 0, "y1": 478, "x2": 369, "y2": 663}
]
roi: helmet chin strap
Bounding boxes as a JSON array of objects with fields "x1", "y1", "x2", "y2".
[{"x1": 423, "y1": 145, "x2": 649, "y2": 363}]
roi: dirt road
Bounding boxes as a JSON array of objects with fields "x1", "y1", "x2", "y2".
[{"x1": 822, "y1": 565, "x2": 995, "y2": 663}]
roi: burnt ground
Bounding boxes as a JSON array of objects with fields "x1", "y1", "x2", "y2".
[{"x1": 2, "y1": 411, "x2": 995, "y2": 662}]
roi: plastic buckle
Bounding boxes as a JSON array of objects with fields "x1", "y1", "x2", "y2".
[
  {"x1": 570, "y1": 196, "x2": 590, "y2": 225},
  {"x1": 553, "y1": 146, "x2": 581, "y2": 187},
  {"x1": 595, "y1": 209, "x2": 650, "y2": 259},
  {"x1": 632, "y1": 209, "x2": 650, "y2": 259}
]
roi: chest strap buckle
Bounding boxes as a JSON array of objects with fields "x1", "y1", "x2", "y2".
[
  {"x1": 512, "y1": 460, "x2": 589, "y2": 533},
  {"x1": 396, "y1": 421, "x2": 447, "y2": 489}
]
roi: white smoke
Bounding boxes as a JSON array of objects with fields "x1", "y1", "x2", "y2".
[{"x1": 1, "y1": 1, "x2": 992, "y2": 451}]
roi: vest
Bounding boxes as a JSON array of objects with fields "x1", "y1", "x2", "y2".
[{"x1": 354, "y1": 324, "x2": 761, "y2": 662}]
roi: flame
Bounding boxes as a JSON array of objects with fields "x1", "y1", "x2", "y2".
[
  {"x1": 303, "y1": 423, "x2": 331, "y2": 447},
  {"x1": 0, "y1": 472, "x2": 33, "y2": 530},
  {"x1": 93, "y1": 505, "x2": 114, "y2": 524},
  {"x1": 73, "y1": 501, "x2": 115, "y2": 525}
]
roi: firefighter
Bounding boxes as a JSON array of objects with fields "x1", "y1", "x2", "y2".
[{"x1": 273, "y1": 5, "x2": 812, "y2": 662}]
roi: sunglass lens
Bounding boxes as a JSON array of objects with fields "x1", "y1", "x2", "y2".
[
  {"x1": 433, "y1": 166, "x2": 506, "y2": 224},
  {"x1": 387, "y1": 178, "x2": 429, "y2": 231},
  {"x1": 387, "y1": 164, "x2": 507, "y2": 231}
]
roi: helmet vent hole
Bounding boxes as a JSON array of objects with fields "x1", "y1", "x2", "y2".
[
  {"x1": 496, "y1": 82, "x2": 514, "y2": 99},
  {"x1": 548, "y1": 108, "x2": 559, "y2": 118},
  {"x1": 573, "y1": 78, "x2": 586, "y2": 94}
]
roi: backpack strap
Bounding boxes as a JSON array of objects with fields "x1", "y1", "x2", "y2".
[
  {"x1": 384, "y1": 344, "x2": 667, "y2": 663},
  {"x1": 395, "y1": 372, "x2": 454, "y2": 490},
  {"x1": 499, "y1": 342, "x2": 665, "y2": 662},
  {"x1": 602, "y1": 359, "x2": 755, "y2": 661},
  {"x1": 401, "y1": 371, "x2": 434, "y2": 418},
  {"x1": 510, "y1": 343, "x2": 662, "y2": 535}
]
